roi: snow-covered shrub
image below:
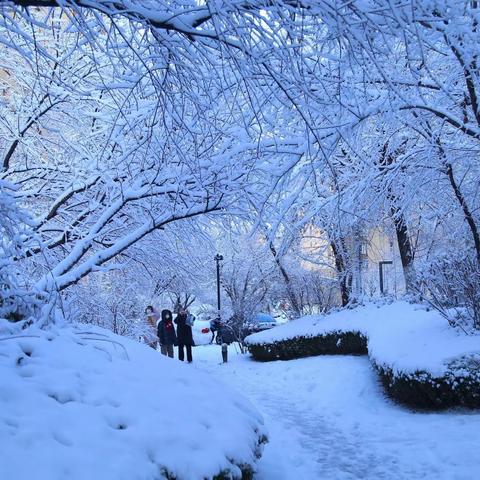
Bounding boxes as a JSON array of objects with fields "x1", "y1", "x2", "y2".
[
  {"x1": 66, "y1": 271, "x2": 153, "y2": 341},
  {"x1": 246, "y1": 302, "x2": 480, "y2": 409},
  {"x1": 246, "y1": 331, "x2": 367, "y2": 361},
  {"x1": 374, "y1": 354, "x2": 480, "y2": 409},
  {"x1": 0, "y1": 321, "x2": 267, "y2": 479},
  {"x1": 417, "y1": 255, "x2": 480, "y2": 330}
]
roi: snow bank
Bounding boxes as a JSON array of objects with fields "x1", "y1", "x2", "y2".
[
  {"x1": 0, "y1": 320, "x2": 266, "y2": 480},
  {"x1": 245, "y1": 301, "x2": 480, "y2": 377}
]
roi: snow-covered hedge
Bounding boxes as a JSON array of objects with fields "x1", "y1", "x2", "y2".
[
  {"x1": 247, "y1": 330, "x2": 367, "y2": 361},
  {"x1": 244, "y1": 306, "x2": 373, "y2": 361},
  {"x1": 245, "y1": 302, "x2": 480, "y2": 409},
  {"x1": 0, "y1": 320, "x2": 267, "y2": 480},
  {"x1": 374, "y1": 356, "x2": 480, "y2": 409}
]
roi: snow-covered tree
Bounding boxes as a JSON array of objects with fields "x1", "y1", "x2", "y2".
[{"x1": 0, "y1": 179, "x2": 36, "y2": 319}]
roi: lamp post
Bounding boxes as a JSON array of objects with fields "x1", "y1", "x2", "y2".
[
  {"x1": 379, "y1": 260, "x2": 393, "y2": 295},
  {"x1": 215, "y1": 253, "x2": 223, "y2": 314},
  {"x1": 214, "y1": 253, "x2": 227, "y2": 362}
]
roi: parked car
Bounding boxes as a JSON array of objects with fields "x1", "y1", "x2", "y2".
[
  {"x1": 212, "y1": 313, "x2": 278, "y2": 344},
  {"x1": 244, "y1": 313, "x2": 277, "y2": 335},
  {"x1": 191, "y1": 318, "x2": 213, "y2": 346}
]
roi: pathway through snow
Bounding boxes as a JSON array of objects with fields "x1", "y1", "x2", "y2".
[{"x1": 194, "y1": 345, "x2": 480, "y2": 480}]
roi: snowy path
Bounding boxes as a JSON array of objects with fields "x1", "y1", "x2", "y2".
[{"x1": 194, "y1": 345, "x2": 480, "y2": 480}]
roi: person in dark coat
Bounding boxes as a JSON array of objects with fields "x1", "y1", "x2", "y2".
[
  {"x1": 174, "y1": 309, "x2": 194, "y2": 362},
  {"x1": 157, "y1": 309, "x2": 177, "y2": 358},
  {"x1": 209, "y1": 317, "x2": 221, "y2": 344}
]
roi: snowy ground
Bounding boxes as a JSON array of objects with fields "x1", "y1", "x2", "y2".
[{"x1": 194, "y1": 344, "x2": 480, "y2": 480}]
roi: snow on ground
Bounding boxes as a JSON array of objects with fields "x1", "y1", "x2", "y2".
[
  {"x1": 3, "y1": 306, "x2": 478, "y2": 480},
  {"x1": 245, "y1": 301, "x2": 480, "y2": 375},
  {"x1": 0, "y1": 320, "x2": 265, "y2": 480},
  {"x1": 195, "y1": 344, "x2": 480, "y2": 480}
]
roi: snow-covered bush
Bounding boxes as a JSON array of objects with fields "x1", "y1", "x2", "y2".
[
  {"x1": 0, "y1": 320, "x2": 267, "y2": 479},
  {"x1": 66, "y1": 271, "x2": 151, "y2": 341},
  {"x1": 245, "y1": 302, "x2": 480, "y2": 409},
  {"x1": 417, "y1": 255, "x2": 480, "y2": 331},
  {"x1": 374, "y1": 355, "x2": 480, "y2": 409},
  {"x1": 246, "y1": 331, "x2": 367, "y2": 361}
]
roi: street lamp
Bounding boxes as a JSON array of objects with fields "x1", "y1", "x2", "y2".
[
  {"x1": 214, "y1": 253, "x2": 227, "y2": 362},
  {"x1": 214, "y1": 253, "x2": 223, "y2": 315},
  {"x1": 379, "y1": 260, "x2": 393, "y2": 295}
]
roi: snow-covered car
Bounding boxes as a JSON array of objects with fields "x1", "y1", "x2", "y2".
[
  {"x1": 244, "y1": 313, "x2": 277, "y2": 335},
  {"x1": 191, "y1": 318, "x2": 213, "y2": 346}
]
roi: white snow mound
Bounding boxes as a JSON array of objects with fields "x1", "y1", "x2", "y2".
[{"x1": 0, "y1": 321, "x2": 265, "y2": 480}]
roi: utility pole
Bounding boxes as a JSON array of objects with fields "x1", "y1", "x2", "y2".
[{"x1": 214, "y1": 253, "x2": 227, "y2": 362}]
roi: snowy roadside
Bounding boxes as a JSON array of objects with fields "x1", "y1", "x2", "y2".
[
  {"x1": 195, "y1": 344, "x2": 480, "y2": 480},
  {"x1": 0, "y1": 320, "x2": 265, "y2": 480}
]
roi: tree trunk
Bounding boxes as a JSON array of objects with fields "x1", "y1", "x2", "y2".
[
  {"x1": 269, "y1": 242, "x2": 302, "y2": 317},
  {"x1": 390, "y1": 206, "x2": 416, "y2": 292},
  {"x1": 330, "y1": 238, "x2": 352, "y2": 307},
  {"x1": 445, "y1": 162, "x2": 480, "y2": 265},
  {"x1": 379, "y1": 142, "x2": 416, "y2": 293}
]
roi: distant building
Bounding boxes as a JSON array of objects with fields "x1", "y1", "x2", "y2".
[
  {"x1": 299, "y1": 223, "x2": 407, "y2": 300},
  {"x1": 353, "y1": 227, "x2": 406, "y2": 297}
]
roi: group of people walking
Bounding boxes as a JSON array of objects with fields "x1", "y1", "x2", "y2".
[{"x1": 145, "y1": 306, "x2": 195, "y2": 362}]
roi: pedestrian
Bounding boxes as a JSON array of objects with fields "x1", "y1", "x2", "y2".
[
  {"x1": 209, "y1": 317, "x2": 221, "y2": 344},
  {"x1": 174, "y1": 308, "x2": 194, "y2": 362},
  {"x1": 145, "y1": 305, "x2": 160, "y2": 349},
  {"x1": 157, "y1": 309, "x2": 177, "y2": 358},
  {"x1": 186, "y1": 309, "x2": 196, "y2": 327}
]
